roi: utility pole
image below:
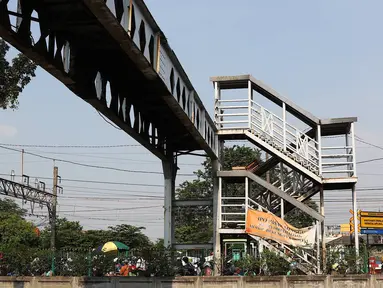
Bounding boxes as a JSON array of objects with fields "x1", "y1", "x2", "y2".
[
  {"x1": 51, "y1": 166, "x2": 58, "y2": 275},
  {"x1": 21, "y1": 149, "x2": 24, "y2": 181}
]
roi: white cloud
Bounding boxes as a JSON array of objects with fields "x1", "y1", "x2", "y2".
[{"x1": 0, "y1": 125, "x2": 17, "y2": 138}]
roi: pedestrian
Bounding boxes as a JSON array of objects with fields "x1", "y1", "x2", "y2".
[{"x1": 119, "y1": 260, "x2": 130, "y2": 276}]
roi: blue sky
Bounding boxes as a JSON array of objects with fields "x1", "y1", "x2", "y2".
[{"x1": 1, "y1": 0, "x2": 383, "y2": 239}]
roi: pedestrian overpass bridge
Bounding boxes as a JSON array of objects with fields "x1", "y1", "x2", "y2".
[{"x1": 0, "y1": 0, "x2": 358, "y2": 274}]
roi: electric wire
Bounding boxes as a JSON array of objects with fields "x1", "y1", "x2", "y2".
[
  {"x1": 0, "y1": 143, "x2": 140, "y2": 149},
  {"x1": 97, "y1": 111, "x2": 122, "y2": 130},
  {"x1": 0, "y1": 145, "x2": 195, "y2": 176}
]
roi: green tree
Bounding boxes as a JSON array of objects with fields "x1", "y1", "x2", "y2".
[
  {"x1": 0, "y1": 39, "x2": 36, "y2": 109},
  {"x1": 284, "y1": 200, "x2": 318, "y2": 228},
  {"x1": 40, "y1": 218, "x2": 152, "y2": 251},
  {"x1": 108, "y1": 224, "x2": 151, "y2": 249},
  {"x1": 0, "y1": 200, "x2": 40, "y2": 276},
  {"x1": 0, "y1": 213, "x2": 39, "y2": 248},
  {"x1": 0, "y1": 198, "x2": 26, "y2": 217},
  {"x1": 40, "y1": 218, "x2": 84, "y2": 250}
]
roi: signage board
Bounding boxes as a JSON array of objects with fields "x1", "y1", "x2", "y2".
[
  {"x1": 340, "y1": 223, "x2": 350, "y2": 232},
  {"x1": 361, "y1": 217, "x2": 383, "y2": 229},
  {"x1": 361, "y1": 229, "x2": 383, "y2": 235},
  {"x1": 361, "y1": 211, "x2": 383, "y2": 217},
  {"x1": 245, "y1": 209, "x2": 316, "y2": 248}
]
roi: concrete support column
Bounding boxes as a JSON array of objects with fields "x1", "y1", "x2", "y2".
[
  {"x1": 316, "y1": 222, "x2": 321, "y2": 274},
  {"x1": 320, "y1": 185, "x2": 326, "y2": 272},
  {"x1": 212, "y1": 158, "x2": 222, "y2": 275},
  {"x1": 352, "y1": 184, "x2": 359, "y2": 256},
  {"x1": 162, "y1": 156, "x2": 177, "y2": 248}
]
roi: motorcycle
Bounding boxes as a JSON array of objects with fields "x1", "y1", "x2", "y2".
[{"x1": 176, "y1": 256, "x2": 198, "y2": 276}]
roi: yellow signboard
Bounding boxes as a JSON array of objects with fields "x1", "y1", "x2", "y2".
[
  {"x1": 340, "y1": 224, "x2": 350, "y2": 232},
  {"x1": 361, "y1": 211, "x2": 383, "y2": 217},
  {"x1": 361, "y1": 217, "x2": 383, "y2": 228},
  {"x1": 245, "y1": 209, "x2": 316, "y2": 248}
]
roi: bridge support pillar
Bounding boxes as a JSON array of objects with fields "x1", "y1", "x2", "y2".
[
  {"x1": 212, "y1": 159, "x2": 221, "y2": 275},
  {"x1": 212, "y1": 139, "x2": 222, "y2": 275},
  {"x1": 162, "y1": 156, "x2": 177, "y2": 248}
]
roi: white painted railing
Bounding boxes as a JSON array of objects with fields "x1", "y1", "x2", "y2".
[
  {"x1": 216, "y1": 99, "x2": 320, "y2": 174},
  {"x1": 321, "y1": 145, "x2": 356, "y2": 176},
  {"x1": 250, "y1": 100, "x2": 320, "y2": 174}
]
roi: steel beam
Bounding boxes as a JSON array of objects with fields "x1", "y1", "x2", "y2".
[{"x1": 0, "y1": 177, "x2": 53, "y2": 209}]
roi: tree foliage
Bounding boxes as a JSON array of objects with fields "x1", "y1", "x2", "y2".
[
  {"x1": 0, "y1": 39, "x2": 36, "y2": 109},
  {"x1": 0, "y1": 199, "x2": 154, "y2": 275},
  {"x1": 40, "y1": 218, "x2": 152, "y2": 251},
  {"x1": 234, "y1": 250, "x2": 291, "y2": 276},
  {"x1": 285, "y1": 200, "x2": 318, "y2": 228},
  {"x1": 0, "y1": 198, "x2": 26, "y2": 217}
]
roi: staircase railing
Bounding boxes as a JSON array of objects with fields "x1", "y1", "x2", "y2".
[
  {"x1": 321, "y1": 145, "x2": 356, "y2": 177},
  {"x1": 215, "y1": 98, "x2": 320, "y2": 175},
  {"x1": 251, "y1": 235, "x2": 318, "y2": 274},
  {"x1": 250, "y1": 100, "x2": 319, "y2": 174}
]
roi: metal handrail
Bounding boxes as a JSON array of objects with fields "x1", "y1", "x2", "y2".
[{"x1": 216, "y1": 98, "x2": 323, "y2": 175}]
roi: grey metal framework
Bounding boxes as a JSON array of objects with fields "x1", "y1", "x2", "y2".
[
  {"x1": 0, "y1": 177, "x2": 54, "y2": 213},
  {"x1": 211, "y1": 75, "x2": 358, "y2": 274}
]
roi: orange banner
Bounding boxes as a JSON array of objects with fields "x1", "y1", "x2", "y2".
[{"x1": 245, "y1": 209, "x2": 316, "y2": 248}]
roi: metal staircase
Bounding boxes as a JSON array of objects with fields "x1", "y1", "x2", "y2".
[
  {"x1": 218, "y1": 173, "x2": 319, "y2": 274},
  {"x1": 212, "y1": 75, "x2": 357, "y2": 183},
  {"x1": 211, "y1": 74, "x2": 359, "y2": 275}
]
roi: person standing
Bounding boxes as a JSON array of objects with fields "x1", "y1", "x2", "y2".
[{"x1": 120, "y1": 260, "x2": 130, "y2": 276}]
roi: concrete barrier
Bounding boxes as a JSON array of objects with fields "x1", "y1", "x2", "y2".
[{"x1": 0, "y1": 275, "x2": 382, "y2": 288}]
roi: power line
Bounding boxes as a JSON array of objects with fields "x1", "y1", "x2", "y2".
[
  {"x1": 97, "y1": 111, "x2": 122, "y2": 131},
  {"x1": 58, "y1": 204, "x2": 161, "y2": 213},
  {"x1": 355, "y1": 136, "x2": 383, "y2": 152},
  {"x1": 0, "y1": 146, "x2": 195, "y2": 176},
  {"x1": 59, "y1": 196, "x2": 162, "y2": 201},
  {"x1": 357, "y1": 157, "x2": 383, "y2": 165},
  {"x1": 21, "y1": 151, "x2": 202, "y2": 165},
  {"x1": 60, "y1": 184, "x2": 163, "y2": 194},
  {"x1": 60, "y1": 193, "x2": 163, "y2": 200},
  {"x1": 0, "y1": 143, "x2": 140, "y2": 149},
  {"x1": 61, "y1": 213, "x2": 163, "y2": 223},
  {"x1": 0, "y1": 172, "x2": 165, "y2": 187}
]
